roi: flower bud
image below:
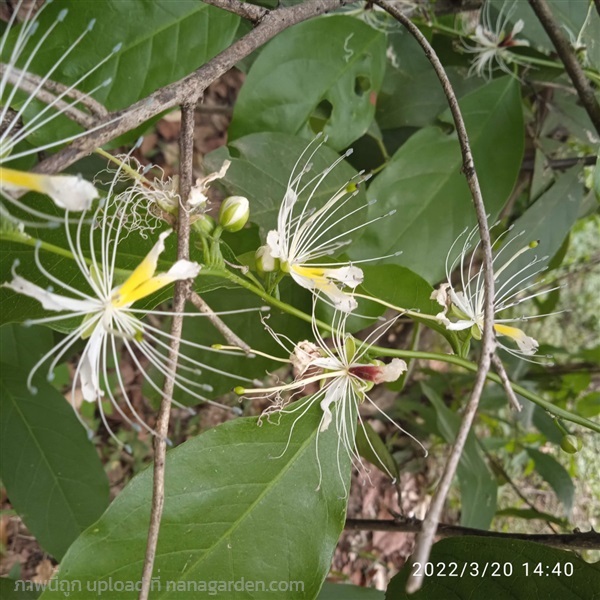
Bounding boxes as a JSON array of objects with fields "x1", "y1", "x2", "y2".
[
  {"x1": 196, "y1": 214, "x2": 216, "y2": 235},
  {"x1": 255, "y1": 245, "x2": 279, "y2": 274},
  {"x1": 560, "y1": 434, "x2": 582, "y2": 454},
  {"x1": 219, "y1": 196, "x2": 249, "y2": 232}
]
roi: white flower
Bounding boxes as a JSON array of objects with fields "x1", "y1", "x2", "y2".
[
  {"x1": 234, "y1": 297, "x2": 426, "y2": 494},
  {"x1": 2, "y1": 164, "x2": 258, "y2": 448},
  {"x1": 0, "y1": 0, "x2": 121, "y2": 223},
  {"x1": 462, "y1": 1, "x2": 529, "y2": 79},
  {"x1": 432, "y1": 224, "x2": 559, "y2": 361},
  {"x1": 266, "y1": 135, "x2": 395, "y2": 313}
]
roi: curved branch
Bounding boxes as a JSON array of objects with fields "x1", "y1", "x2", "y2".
[{"x1": 373, "y1": 0, "x2": 496, "y2": 592}]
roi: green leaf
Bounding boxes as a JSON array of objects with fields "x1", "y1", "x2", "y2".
[
  {"x1": 495, "y1": 167, "x2": 584, "y2": 286},
  {"x1": 229, "y1": 16, "x2": 387, "y2": 151},
  {"x1": 386, "y1": 536, "x2": 600, "y2": 599},
  {"x1": 576, "y1": 392, "x2": 600, "y2": 418},
  {"x1": 318, "y1": 582, "x2": 384, "y2": 599},
  {"x1": 355, "y1": 77, "x2": 524, "y2": 284},
  {"x1": 0, "y1": 578, "x2": 41, "y2": 600},
  {"x1": 377, "y1": 30, "x2": 479, "y2": 129},
  {"x1": 421, "y1": 384, "x2": 497, "y2": 529},
  {"x1": 204, "y1": 131, "x2": 368, "y2": 236},
  {"x1": 0, "y1": 323, "x2": 54, "y2": 370},
  {"x1": 0, "y1": 366, "x2": 109, "y2": 559},
  {"x1": 15, "y1": 0, "x2": 239, "y2": 112},
  {"x1": 525, "y1": 447, "x2": 574, "y2": 515},
  {"x1": 40, "y1": 404, "x2": 351, "y2": 600}
]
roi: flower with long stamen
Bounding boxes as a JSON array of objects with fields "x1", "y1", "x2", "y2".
[
  {"x1": 265, "y1": 135, "x2": 397, "y2": 313},
  {"x1": 2, "y1": 163, "x2": 260, "y2": 450},
  {"x1": 431, "y1": 224, "x2": 560, "y2": 361},
  {"x1": 461, "y1": 1, "x2": 529, "y2": 79},
  {"x1": 234, "y1": 297, "x2": 427, "y2": 495},
  {"x1": 1, "y1": 0, "x2": 121, "y2": 221}
]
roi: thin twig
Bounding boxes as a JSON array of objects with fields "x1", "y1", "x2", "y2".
[
  {"x1": 200, "y1": 0, "x2": 268, "y2": 23},
  {"x1": 189, "y1": 290, "x2": 252, "y2": 353},
  {"x1": 345, "y1": 518, "x2": 600, "y2": 550},
  {"x1": 491, "y1": 354, "x2": 522, "y2": 411},
  {"x1": 32, "y1": 0, "x2": 353, "y2": 177},
  {"x1": 528, "y1": 0, "x2": 600, "y2": 134},
  {"x1": 138, "y1": 103, "x2": 195, "y2": 600},
  {"x1": 373, "y1": 0, "x2": 496, "y2": 592}
]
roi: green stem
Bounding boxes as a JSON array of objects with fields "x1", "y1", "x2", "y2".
[{"x1": 370, "y1": 344, "x2": 600, "y2": 434}]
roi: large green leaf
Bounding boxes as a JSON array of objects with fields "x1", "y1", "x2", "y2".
[
  {"x1": 13, "y1": 0, "x2": 239, "y2": 111},
  {"x1": 494, "y1": 167, "x2": 584, "y2": 287},
  {"x1": 377, "y1": 30, "x2": 480, "y2": 130},
  {"x1": 355, "y1": 77, "x2": 524, "y2": 284},
  {"x1": 386, "y1": 536, "x2": 600, "y2": 598},
  {"x1": 0, "y1": 366, "x2": 109, "y2": 560},
  {"x1": 526, "y1": 447, "x2": 574, "y2": 515},
  {"x1": 204, "y1": 132, "x2": 368, "y2": 236},
  {"x1": 41, "y1": 404, "x2": 351, "y2": 599},
  {"x1": 0, "y1": 578, "x2": 41, "y2": 600},
  {"x1": 421, "y1": 384, "x2": 497, "y2": 529},
  {"x1": 229, "y1": 16, "x2": 387, "y2": 150}
]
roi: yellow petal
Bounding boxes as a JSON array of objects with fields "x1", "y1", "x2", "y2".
[
  {"x1": 494, "y1": 323, "x2": 539, "y2": 355},
  {"x1": 112, "y1": 231, "x2": 170, "y2": 306}
]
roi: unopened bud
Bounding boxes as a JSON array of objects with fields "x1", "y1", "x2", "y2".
[
  {"x1": 196, "y1": 214, "x2": 216, "y2": 235},
  {"x1": 255, "y1": 245, "x2": 279, "y2": 274},
  {"x1": 560, "y1": 434, "x2": 582, "y2": 454},
  {"x1": 219, "y1": 196, "x2": 249, "y2": 232}
]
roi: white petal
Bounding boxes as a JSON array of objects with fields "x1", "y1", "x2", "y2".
[
  {"x1": 446, "y1": 319, "x2": 476, "y2": 331},
  {"x1": 377, "y1": 358, "x2": 407, "y2": 383},
  {"x1": 323, "y1": 265, "x2": 363, "y2": 288},
  {"x1": 512, "y1": 19, "x2": 525, "y2": 36},
  {"x1": 266, "y1": 230, "x2": 284, "y2": 259},
  {"x1": 3, "y1": 275, "x2": 97, "y2": 313},
  {"x1": 430, "y1": 283, "x2": 451, "y2": 307},
  {"x1": 79, "y1": 326, "x2": 105, "y2": 403},
  {"x1": 165, "y1": 260, "x2": 201, "y2": 280},
  {"x1": 319, "y1": 382, "x2": 342, "y2": 432},
  {"x1": 41, "y1": 174, "x2": 99, "y2": 211}
]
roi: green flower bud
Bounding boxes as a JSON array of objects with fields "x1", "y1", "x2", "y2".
[
  {"x1": 219, "y1": 196, "x2": 249, "y2": 232},
  {"x1": 560, "y1": 434, "x2": 582, "y2": 454},
  {"x1": 196, "y1": 214, "x2": 216, "y2": 235},
  {"x1": 255, "y1": 245, "x2": 279, "y2": 274}
]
